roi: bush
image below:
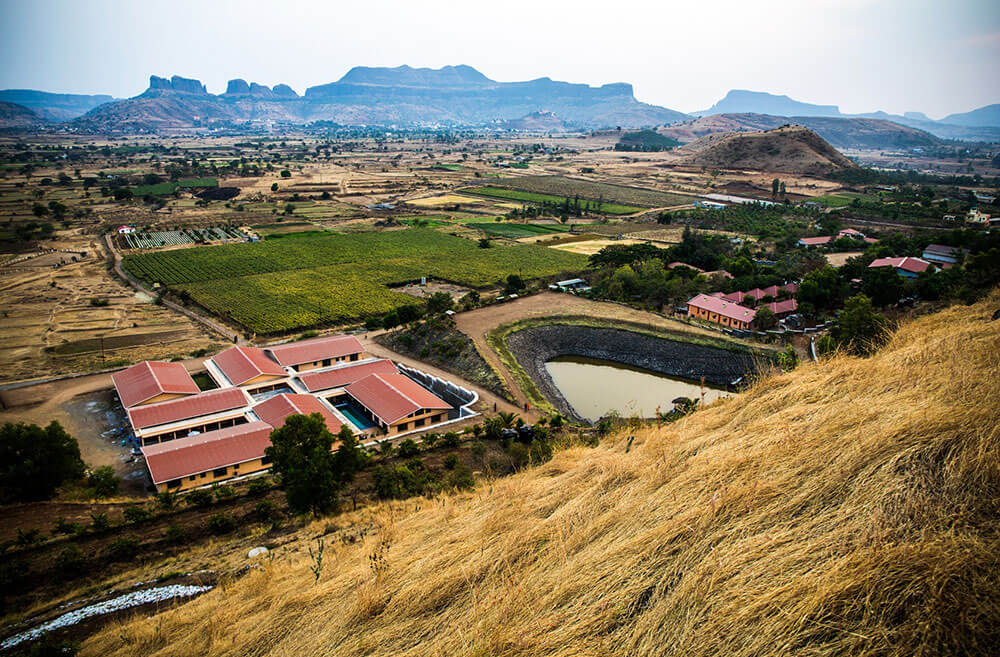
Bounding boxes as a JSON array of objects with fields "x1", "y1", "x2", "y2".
[
  {"x1": 213, "y1": 485, "x2": 235, "y2": 500},
  {"x1": 397, "y1": 439, "x2": 420, "y2": 458},
  {"x1": 186, "y1": 489, "x2": 214, "y2": 508},
  {"x1": 55, "y1": 545, "x2": 87, "y2": 579},
  {"x1": 87, "y1": 465, "x2": 120, "y2": 498},
  {"x1": 446, "y1": 464, "x2": 475, "y2": 491},
  {"x1": 156, "y1": 490, "x2": 178, "y2": 510},
  {"x1": 89, "y1": 512, "x2": 110, "y2": 533},
  {"x1": 254, "y1": 500, "x2": 277, "y2": 523},
  {"x1": 122, "y1": 505, "x2": 151, "y2": 524},
  {"x1": 247, "y1": 478, "x2": 272, "y2": 496},
  {"x1": 165, "y1": 524, "x2": 186, "y2": 544},
  {"x1": 422, "y1": 433, "x2": 440, "y2": 449},
  {"x1": 53, "y1": 516, "x2": 81, "y2": 535},
  {"x1": 280, "y1": 170, "x2": 291, "y2": 178},
  {"x1": 443, "y1": 453, "x2": 459, "y2": 470},
  {"x1": 16, "y1": 528, "x2": 43, "y2": 547},
  {"x1": 443, "y1": 432, "x2": 461, "y2": 448},
  {"x1": 105, "y1": 536, "x2": 139, "y2": 562},
  {"x1": 207, "y1": 513, "x2": 237, "y2": 534}
]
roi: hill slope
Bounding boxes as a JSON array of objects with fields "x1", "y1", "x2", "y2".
[
  {"x1": 942, "y1": 103, "x2": 1000, "y2": 128},
  {"x1": 83, "y1": 291, "x2": 1000, "y2": 656},
  {"x1": 676, "y1": 125, "x2": 856, "y2": 174},
  {"x1": 696, "y1": 89, "x2": 840, "y2": 117},
  {"x1": 0, "y1": 101, "x2": 49, "y2": 129},
  {"x1": 662, "y1": 113, "x2": 941, "y2": 150},
  {"x1": 0, "y1": 89, "x2": 114, "y2": 121}
]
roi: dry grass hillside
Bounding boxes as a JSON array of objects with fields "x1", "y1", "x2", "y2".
[
  {"x1": 678, "y1": 125, "x2": 857, "y2": 174},
  {"x1": 84, "y1": 291, "x2": 1000, "y2": 657}
]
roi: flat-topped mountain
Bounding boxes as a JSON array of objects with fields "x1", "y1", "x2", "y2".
[
  {"x1": 676, "y1": 125, "x2": 857, "y2": 174},
  {"x1": 696, "y1": 89, "x2": 841, "y2": 118},
  {"x1": 0, "y1": 89, "x2": 115, "y2": 121},
  {"x1": 69, "y1": 65, "x2": 687, "y2": 132}
]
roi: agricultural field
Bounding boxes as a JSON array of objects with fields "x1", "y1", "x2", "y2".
[
  {"x1": 549, "y1": 238, "x2": 667, "y2": 256},
  {"x1": 405, "y1": 194, "x2": 475, "y2": 207},
  {"x1": 132, "y1": 177, "x2": 218, "y2": 197},
  {"x1": 462, "y1": 186, "x2": 643, "y2": 215},
  {"x1": 465, "y1": 222, "x2": 572, "y2": 239},
  {"x1": 487, "y1": 175, "x2": 694, "y2": 208},
  {"x1": 123, "y1": 229, "x2": 586, "y2": 333}
]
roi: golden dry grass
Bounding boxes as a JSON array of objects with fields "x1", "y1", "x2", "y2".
[{"x1": 84, "y1": 290, "x2": 1000, "y2": 657}]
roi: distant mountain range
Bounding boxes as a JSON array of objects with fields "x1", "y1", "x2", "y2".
[
  {"x1": 693, "y1": 90, "x2": 1000, "y2": 142},
  {"x1": 5, "y1": 66, "x2": 685, "y2": 132},
  {"x1": 0, "y1": 71, "x2": 996, "y2": 143}
]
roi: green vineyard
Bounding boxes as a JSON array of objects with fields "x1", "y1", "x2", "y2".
[{"x1": 124, "y1": 229, "x2": 585, "y2": 333}]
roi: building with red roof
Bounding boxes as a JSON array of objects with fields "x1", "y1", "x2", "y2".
[
  {"x1": 345, "y1": 372, "x2": 452, "y2": 435},
  {"x1": 112, "y1": 361, "x2": 200, "y2": 408},
  {"x1": 208, "y1": 346, "x2": 288, "y2": 390},
  {"x1": 868, "y1": 256, "x2": 933, "y2": 278},
  {"x1": 686, "y1": 294, "x2": 756, "y2": 329},
  {"x1": 764, "y1": 299, "x2": 798, "y2": 317},
  {"x1": 298, "y1": 359, "x2": 399, "y2": 393},
  {"x1": 127, "y1": 387, "x2": 252, "y2": 446},
  {"x1": 253, "y1": 393, "x2": 344, "y2": 435},
  {"x1": 142, "y1": 421, "x2": 274, "y2": 493},
  {"x1": 265, "y1": 334, "x2": 365, "y2": 371}
]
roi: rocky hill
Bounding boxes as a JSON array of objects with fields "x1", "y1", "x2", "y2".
[
  {"x1": 81, "y1": 291, "x2": 1000, "y2": 657},
  {"x1": 70, "y1": 66, "x2": 688, "y2": 132},
  {"x1": 662, "y1": 113, "x2": 941, "y2": 150},
  {"x1": 676, "y1": 125, "x2": 856, "y2": 174},
  {"x1": 0, "y1": 101, "x2": 49, "y2": 129},
  {"x1": 501, "y1": 110, "x2": 568, "y2": 131},
  {"x1": 0, "y1": 89, "x2": 115, "y2": 121}
]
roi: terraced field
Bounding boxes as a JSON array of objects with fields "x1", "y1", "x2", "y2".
[
  {"x1": 123, "y1": 229, "x2": 586, "y2": 334},
  {"x1": 462, "y1": 187, "x2": 643, "y2": 215},
  {"x1": 484, "y1": 175, "x2": 693, "y2": 208}
]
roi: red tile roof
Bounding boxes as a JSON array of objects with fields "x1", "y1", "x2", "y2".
[
  {"x1": 687, "y1": 294, "x2": 757, "y2": 324},
  {"x1": 143, "y1": 421, "x2": 273, "y2": 485},
  {"x1": 346, "y1": 373, "x2": 451, "y2": 425},
  {"x1": 868, "y1": 257, "x2": 932, "y2": 274},
  {"x1": 127, "y1": 388, "x2": 250, "y2": 431},
  {"x1": 298, "y1": 359, "x2": 398, "y2": 393},
  {"x1": 668, "y1": 261, "x2": 704, "y2": 273},
  {"x1": 112, "y1": 361, "x2": 200, "y2": 408},
  {"x1": 798, "y1": 236, "x2": 833, "y2": 246},
  {"x1": 266, "y1": 334, "x2": 364, "y2": 367},
  {"x1": 253, "y1": 393, "x2": 343, "y2": 435},
  {"x1": 766, "y1": 299, "x2": 798, "y2": 315},
  {"x1": 211, "y1": 346, "x2": 286, "y2": 386}
]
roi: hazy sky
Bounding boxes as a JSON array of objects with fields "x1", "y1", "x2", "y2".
[{"x1": 1, "y1": 0, "x2": 997, "y2": 118}]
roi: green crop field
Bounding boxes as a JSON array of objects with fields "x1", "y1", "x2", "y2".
[
  {"x1": 463, "y1": 186, "x2": 643, "y2": 215},
  {"x1": 485, "y1": 175, "x2": 692, "y2": 209},
  {"x1": 809, "y1": 192, "x2": 870, "y2": 208},
  {"x1": 124, "y1": 229, "x2": 585, "y2": 334},
  {"x1": 465, "y1": 222, "x2": 571, "y2": 239},
  {"x1": 133, "y1": 177, "x2": 218, "y2": 197}
]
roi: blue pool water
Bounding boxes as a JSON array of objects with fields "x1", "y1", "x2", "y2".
[{"x1": 335, "y1": 402, "x2": 376, "y2": 430}]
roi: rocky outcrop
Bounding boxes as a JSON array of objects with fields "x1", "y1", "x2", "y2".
[
  {"x1": 505, "y1": 324, "x2": 761, "y2": 421},
  {"x1": 272, "y1": 84, "x2": 298, "y2": 98},
  {"x1": 224, "y1": 79, "x2": 251, "y2": 95},
  {"x1": 249, "y1": 82, "x2": 275, "y2": 98},
  {"x1": 147, "y1": 75, "x2": 207, "y2": 95}
]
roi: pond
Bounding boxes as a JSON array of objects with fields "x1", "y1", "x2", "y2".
[{"x1": 544, "y1": 356, "x2": 732, "y2": 422}]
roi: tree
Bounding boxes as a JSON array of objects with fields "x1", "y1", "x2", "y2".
[
  {"x1": 830, "y1": 295, "x2": 888, "y2": 356},
  {"x1": 266, "y1": 413, "x2": 340, "y2": 516},
  {"x1": 332, "y1": 424, "x2": 370, "y2": 487},
  {"x1": 88, "y1": 465, "x2": 121, "y2": 498},
  {"x1": 280, "y1": 170, "x2": 291, "y2": 178},
  {"x1": 755, "y1": 306, "x2": 777, "y2": 330},
  {"x1": 426, "y1": 291, "x2": 453, "y2": 315},
  {"x1": 861, "y1": 266, "x2": 905, "y2": 307},
  {"x1": 772, "y1": 178, "x2": 780, "y2": 197},
  {"x1": 796, "y1": 265, "x2": 843, "y2": 313},
  {"x1": 506, "y1": 274, "x2": 525, "y2": 294},
  {"x1": 0, "y1": 421, "x2": 85, "y2": 503},
  {"x1": 270, "y1": 182, "x2": 278, "y2": 192}
]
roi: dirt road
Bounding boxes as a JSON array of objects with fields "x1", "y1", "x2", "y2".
[{"x1": 453, "y1": 292, "x2": 749, "y2": 410}]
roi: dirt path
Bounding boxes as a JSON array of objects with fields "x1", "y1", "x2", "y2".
[{"x1": 453, "y1": 292, "x2": 754, "y2": 410}]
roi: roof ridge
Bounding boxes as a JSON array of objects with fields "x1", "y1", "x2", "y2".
[{"x1": 373, "y1": 372, "x2": 420, "y2": 408}]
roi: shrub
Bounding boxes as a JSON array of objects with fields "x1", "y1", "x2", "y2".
[
  {"x1": 165, "y1": 524, "x2": 186, "y2": 544},
  {"x1": 53, "y1": 516, "x2": 81, "y2": 535},
  {"x1": 156, "y1": 490, "x2": 178, "y2": 510},
  {"x1": 443, "y1": 453, "x2": 459, "y2": 470},
  {"x1": 16, "y1": 528, "x2": 43, "y2": 547},
  {"x1": 446, "y1": 464, "x2": 475, "y2": 491},
  {"x1": 105, "y1": 536, "x2": 139, "y2": 562},
  {"x1": 87, "y1": 465, "x2": 121, "y2": 498},
  {"x1": 89, "y1": 512, "x2": 110, "y2": 533},
  {"x1": 213, "y1": 485, "x2": 235, "y2": 501},
  {"x1": 122, "y1": 505, "x2": 151, "y2": 524},
  {"x1": 397, "y1": 439, "x2": 420, "y2": 458},
  {"x1": 254, "y1": 500, "x2": 277, "y2": 523},
  {"x1": 55, "y1": 545, "x2": 87, "y2": 579},
  {"x1": 186, "y1": 489, "x2": 213, "y2": 507},
  {"x1": 280, "y1": 170, "x2": 291, "y2": 178},
  {"x1": 422, "y1": 433, "x2": 440, "y2": 449},
  {"x1": 247, "y1": 478, "x2": 272, "y2": 496},
  {"x1": 207, "y1": 513, "x2": 237, "y2": 534},
  {"x1": 443, "y1": 432, "x2": 461, "y2": 448},
  {"x1": 89, "y1": 297, "x2": 110, "y2": 307}
]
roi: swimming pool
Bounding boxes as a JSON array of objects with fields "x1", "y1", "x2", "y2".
[{"x1": 335, "y1": 401, "x2": 376, "y2": 431}]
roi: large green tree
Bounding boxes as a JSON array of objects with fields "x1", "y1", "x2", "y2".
[
  {"x1": 0, "y1": 421, "x2": 85, "y2": 503},
  {"x1": 830, "y1": 295, "x2": 889, "y2": 356},
  {"x1": 266, "y1": 413, "x2": 340, "y2": 516},
  {"x1": 861, "y1": 266, "x2": 905, "y2": 307}
]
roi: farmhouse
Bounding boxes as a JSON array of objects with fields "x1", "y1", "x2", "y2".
[
  {"x1": 112, "y1": 361, "x2": 200, "y2": 408},
  {"x1": 868, "y1": 256, "x2": 933, "y2": 278},
  {"x1": 686, "y1": 294, "x2": 756, "y2": 330},
  {"x1": 143, "y1": 421, "x2": 275, "y2": 493},
  {"x1": 922, "y1": 244, "x2": 969, "y2": 267},
  {"x1": 265, "y1": 334, "x2": 365, "y2": 372},
  {"x1": 797, "y1": 229, "x2": 877, "y2": 248},
  {"x1": 344, "y1": 372, "x2": 452, "y2": 436},
  {"x1": 207, "y1": 345, "x2": 288, "y2": 392}
]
